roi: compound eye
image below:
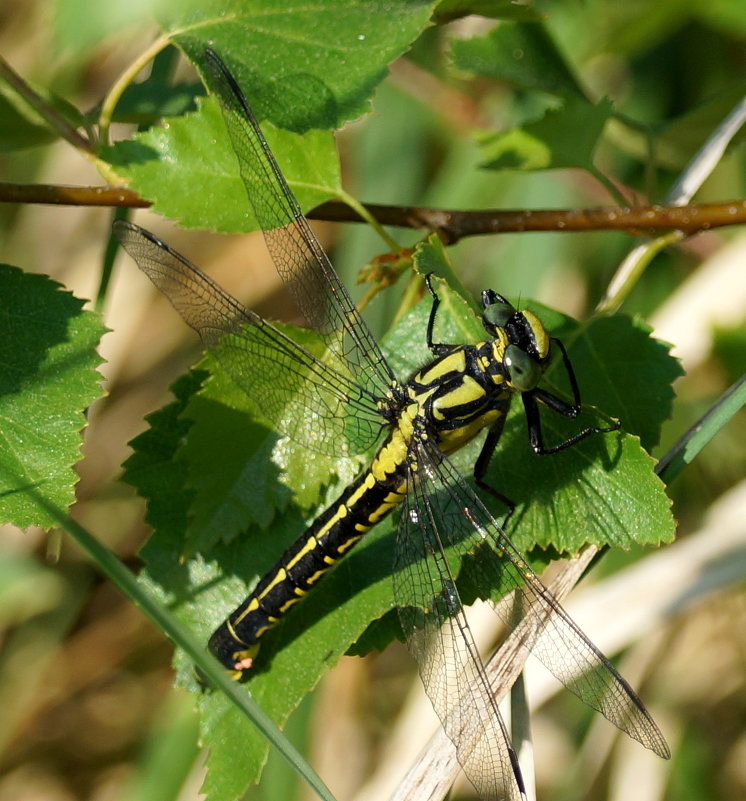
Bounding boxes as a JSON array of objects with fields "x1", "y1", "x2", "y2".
[
  {"x1": 483, "y1": 301, "x2": 513, "y2": 329},
  {"x1": 504, "y1": 344, "x2": 541, "y2": 392}
]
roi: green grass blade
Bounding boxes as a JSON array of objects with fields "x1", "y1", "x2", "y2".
[
  {"x1": 657, "y1": 374, "x2": 746, "y2": 485},
  {"x1": 25, "y1": 489, "x2": 337, "y2": 801}
]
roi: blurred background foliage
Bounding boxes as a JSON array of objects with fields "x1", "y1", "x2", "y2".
[{"x1": 0, "y1": 1, "x2": 744, "y2": 800}]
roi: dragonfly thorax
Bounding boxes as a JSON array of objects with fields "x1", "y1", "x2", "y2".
[{"x1": 406, "y1": 343, "x2": 509, "y2": 456}]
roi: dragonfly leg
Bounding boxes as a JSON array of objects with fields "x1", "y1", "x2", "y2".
[
  {"x1": 523, "y1": 389, "x2": 621, "y2": 455},
  {"x1": 424, "y1": 273, "x2": 455, "y2": 356},
  {"x1": 521, "y1": 336, "x2": 620, "y2": 455},
  {"x1": 473, "y1": 417, "x2": 516, "y2": 528}
]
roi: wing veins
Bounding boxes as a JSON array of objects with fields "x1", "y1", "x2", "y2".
[
  {"x1": 202, "y1": 49, "x2": 396, "y2": 401},
  {"x1": 420, "y1": 444, "x2": 670, "y2": 759},
  {"x1": 394, "y1": 440, "x2": 523, "y2": 801},
  {"x1": 114, "y1": 221, "x2": 384, "y2": 456}
]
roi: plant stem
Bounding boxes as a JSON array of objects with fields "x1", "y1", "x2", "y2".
[
  {"x1": 98, "y1": 36, "x2": 171, "y2": 144},
  {"x1": 27, "y1": 491, "x2": 337, "y2": 801},
  {"x1": 0, "y1": 54, "x2": 91, "y2": 153}
]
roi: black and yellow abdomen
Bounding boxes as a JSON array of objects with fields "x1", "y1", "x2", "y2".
[
  {"x1": 209, "y1": 422, "x2": 412, "y2": 671},
  {"x1": 209, "y1": 341, "x2": 510, "y2": 672}
]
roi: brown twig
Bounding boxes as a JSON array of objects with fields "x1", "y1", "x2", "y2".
[
  {"x1": 0, "y1": 182, "x2": 149, "y2": 208},
  {"x1": 1, "y1": 181, "x2": 745, "y2": 240},
  {"x1": 312, "y1": 199, "x2": 746, "y2": 242}
]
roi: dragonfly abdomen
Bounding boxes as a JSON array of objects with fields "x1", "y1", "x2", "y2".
[{"x1": 209, "y1": 431, "x2": 410, "y2": 672}]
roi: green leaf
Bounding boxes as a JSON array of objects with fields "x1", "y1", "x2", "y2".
[
  {"x1": 450, "y1": 20, "x2": 587, "y2": 99},
  {"x1": 0, "y1": 265, "x2": 104, "y2": 529},
  {"x1": 128, "y1": 279, "x2": 678, "y2": 796},
  {"x1": 164, "y1": 0, "x2": 437, "y2": 131},
  {"x1": 483, "y1": 308, "x2": 680, "y2": 553},
  {"x1": 411, "y1": 234, "x2": 476, "y2": 311},
  {"x1": 479, "y1": 96, "x2": 614, "y2": 172},
  {"x1": 558, "y1": 313, "x2": 683, "y2": 452},
  {"x1": 96, "y1": 390, "x2": 335, "y2": 801},
  {"x1": 127, "y1": 358, "x2": 395, "y2": 796},
  {"x1": 180, "y1": 364, "x2": 287, "y2": 553},
  {"x1": 501, "y1": 430, "x2": 673, "y2": 552},
  {"x1": 105, "y1": 96, "x2": 341, "y2": 232},
  {"x1": 122, "y1": 370, "x2": 206, "y2": 559},
  {"x1": 196, "y1": 692, "x2": 275, "y2": 799},
  {"x1": 197, "y1": 517, "x2": 396, "y2": 797}
]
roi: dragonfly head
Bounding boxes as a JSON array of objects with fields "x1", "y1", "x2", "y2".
[{"x1": 481, "y1": 289, "x2": 551, "y2": 393}]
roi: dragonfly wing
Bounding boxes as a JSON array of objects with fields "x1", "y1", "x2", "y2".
[
  {"x1": 395, "y1": 440, "x2": 524, "y2": 801},
  {"x1": 115, "y1": 221, "x2": 385, "y2": 457},
  {"x1": 408, "y1": 437, "x2": 670, "y2": 760},
  {"x1": 200, "y1": 49, "x2": 396, "y2": 404}
]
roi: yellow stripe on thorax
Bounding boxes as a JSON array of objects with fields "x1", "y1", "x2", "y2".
[
  {"x1": 416, "y1": 349, "x2": 466, "y2": 384},
  {"x1": 431, "y1": 374, "x2": 485, "y2": 420}
]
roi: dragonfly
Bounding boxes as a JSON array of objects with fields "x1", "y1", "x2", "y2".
[{"x1": 114, "y1": 48, "x2": 669, "y2": 801}]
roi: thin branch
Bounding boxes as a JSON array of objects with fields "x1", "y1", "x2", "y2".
[
  {"x1": 0, "y1": 182, "x2": 149, "y2": 208},
  {"x1": 0, "y1": 54, "x2": 91, "y2": 153},
  {"x1": 2, "y1": 181, "x2": 745, "y2": 239},
  {"x1": 312, "y1": 199, "x2": 746, "y2": 242},
  {"x1": 98, "y1": 35, "x2": 171, "y2": 144}
]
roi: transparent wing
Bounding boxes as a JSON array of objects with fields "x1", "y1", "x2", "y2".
[
  {"x1": 115, "y1": 221, "x2": 386, "y2": 456},
  {"x1": 395, "y1": 444, "x2": 524, "y2": 801},
  {"x1": 395, "y1": 436, "x2": 669, "y2": 798},
  {"x1": 200, "y1": 48, "x2": 396, "y2": 403}
]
